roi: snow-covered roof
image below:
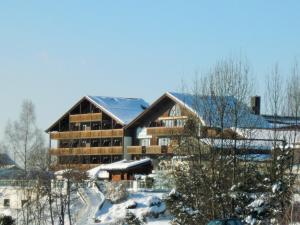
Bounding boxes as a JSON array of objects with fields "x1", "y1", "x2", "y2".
[
  {"x1": 262, "y1": 115, "x2": 300, "y2": 128},
  {"x1": 0, "y1": 154, "x2": 15, "y2": 167},
  {"x1": 87, "y1": 166, "x2": 109, "y2": 179},
  {"x1": 236, "y1": 128, "x2": 300, "y2": 146},
  {"x1": 87, "y1": 158, "x2": 152, "y2": 179},
  {"x1": 201, "y1": 138, "x2": 275, "y2": 151},
  {"x1": 238, "y1": 154, "x2": 272, "y2": 161},
  {"x1": 0, "y1": 166, "x2": 25, "y2": 180},
  {"x1": 0, "y1": 166, "x2": 51, "y2": 182},
  {"x1": 168, "y1": 92, "x2": 271, "y2": 129},
  {"x1": 98, "y1": 158, "x2": 152, "y2": 171},
  {"x1": 87, "y1": 96, "x2": 149, "y2": 125}
]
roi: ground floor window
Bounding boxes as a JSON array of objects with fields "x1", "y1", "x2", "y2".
[{"x1": 4, "y1": 199, "x2": 10, "y2": 207}]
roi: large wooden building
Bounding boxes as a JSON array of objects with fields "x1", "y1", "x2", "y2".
[
  {"x1": 47, "y1": 92, "x2": 300, "y2": 170},
  {"x1": 124, "y1": 92, "x2": 273, "y2": 159},
  {"x1": 46, "y1": 95, "x2": 148, "y2": 170},
  {"x1": 124, "y1": 92, "x2": 192, "y2": 158}
]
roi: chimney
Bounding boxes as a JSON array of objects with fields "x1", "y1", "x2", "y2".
[{"x1": 251, "y1": 96, "x2": 260, "y2": 115}]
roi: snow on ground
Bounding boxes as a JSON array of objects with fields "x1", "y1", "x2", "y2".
[
  {"x1": 147, "y1": 218, "x2": 172, "y2": 225},
  {"x1": 294, "y1": 194, "x2": 300, "y2": 202},
  {"x1": 96, "y1": 191, "x2": 171, "y2": 225},
  {"x1": 0, "y1": 186, "x2": 171, "y2": 225},
  {"x1": 75, "y1": 186, "x2": 105, "y2": 225}
]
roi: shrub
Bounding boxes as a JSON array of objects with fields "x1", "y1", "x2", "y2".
[
  {"x1": 106, "y1": 181, "x2": 128, "y2": 203},
  {"x1": 0, "y1": 215, "x2": 15, "y2": 225}
]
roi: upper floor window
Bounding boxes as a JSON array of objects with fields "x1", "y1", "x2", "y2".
[
  {"x1": 169, "y1": 104, "x2": 181, "y2": 117},
  {"x1": 140, "y1": 138, "x2": 151, "y2": 147},
  {"x1": 158, "y1": 138, "x2": 170, "y2": 146}
]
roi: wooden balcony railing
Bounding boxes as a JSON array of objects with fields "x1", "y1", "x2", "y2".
[
  {"x1": 146, "y1": 145, "x2": 164, "y2": 154},
  {"x1": 50, "y1": 129, "x2": 123, "y2": 140},
  {"x1": 69, "y1": 113, "x2": 102, "y2": 123},
  {"x1": 147, "y1": 127, "x2": 184, "y2": 136},
  {"x1": 158, "y1": 116, "x2": 188, "y2": 120},
  {"x1": 49, "y1": 146, "x2": 123, "y2": 156},
  {"x1": 127, "y1": 146, "x2": 142, "y2": 154},
  {"x1": 51, "y1": 163, "x2": 99, "y2": 171},
  {"x1": 127, "y1": 145, "x2": 175, "y2": 155}
]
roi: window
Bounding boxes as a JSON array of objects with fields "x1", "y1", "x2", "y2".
[
  {"x1": 81, "y1": 123, "x2": 91, "y2": 131},
  {"x1": 112, "y1": 138, "x2": 122, "y2": 146},
  {"x1": 140, "y1": 138, "x2": 150, "y2": 147},
  {"x1": 176, "y1": 119, "x2": 185, "y2": 127},
  {"x1": 169, "y1": 104, "x2": 181, "y2": 117},
  {"x1": 102, "y1": 139, "x2": 111, "y2": 146},
  {"x1": 158, "y1": 138, "x2": 170, "y2": 146},
  {"x1": 91, "y1": 122, "x2": 101, "y2": 130},
  {"x1": 164, "y1": 120, "x2": 174, "y2": 128},
  {"x1": 4, "y1": 199, "x2": 10, "y2": 207}
]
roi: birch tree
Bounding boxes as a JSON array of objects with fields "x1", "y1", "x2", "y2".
[
  {"x1": 3, "y1": 100, "x2": 50, "y2": 225},
  {"x1": 4, "y1": 100, "x2": 46, "y2": 172}
]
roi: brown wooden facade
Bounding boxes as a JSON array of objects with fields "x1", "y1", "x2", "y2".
[
  {"x1": 124, "y1": 93, "x2": 192, "y2": 159},
  {"x1": 47, "y1": 97, "x2": 125, "y2": 170}
]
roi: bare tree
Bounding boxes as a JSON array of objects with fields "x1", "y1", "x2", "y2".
[
  {"x1": 167, "y1": 59, "x2": 295, "y2": 225},
  {"x1": 285, "y1": 60, "x2": 300, "y2": 224},
  {"x1": 4, "y1": 100, "x2": 46, "y2": 173},
  {"x1": 286, "y1": 60, "x2": 300, "y2": 149},
  {"x1": 2, "y1": 100, "x2": 50, "y2": 225},
  {"x1": 265, "y1": 63, "x2": 284, "y2": 146}
]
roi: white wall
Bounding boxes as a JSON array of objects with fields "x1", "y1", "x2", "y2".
[{"x1": 0, "y1": 186, "x2": 35, "y2": 210}]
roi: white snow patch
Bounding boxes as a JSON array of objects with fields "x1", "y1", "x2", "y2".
[
  {"x1": 99, "y1": 158, "x2": 152, "y2": 170},
  {"x1": 96, "y1": 192, "x2": 169, "y2": 224}
]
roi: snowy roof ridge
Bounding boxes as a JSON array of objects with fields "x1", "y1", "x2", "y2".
[
  {"x1": 87, "y1": 95, "x2": 149, "y2": 125},
  {"x1": 168, "y1": 92, "x2": 271, "y2": 129}
]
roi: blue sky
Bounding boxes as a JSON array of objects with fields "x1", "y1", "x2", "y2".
[{"x1": 0, "y1": 1, "x2": 300, "y2": 138}]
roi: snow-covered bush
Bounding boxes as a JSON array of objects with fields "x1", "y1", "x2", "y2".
[
  {"x1": 125, "y1": 200, "x2": 137, "y2": 209},
  {"x1": 165, "y1": 117, "x2": 295, "y2": 225},
  {"x1": 106, "y1": 181, "x2": 129, "y2": 203},
  {"x1": 124, "y1": 211, "x2": 145, "y2": 225},
  {"x1": 146, "y1": 196, "x2": 162, "y2": 207}
]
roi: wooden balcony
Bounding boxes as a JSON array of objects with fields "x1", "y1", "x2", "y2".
[
  {"x1": 50, "y1": 129, "x2": 124, "y2": 140},
  {"x1": 127, "y1": 145, "x2": 175, "y2": 155},
  {"x1": 127, "y1": 146, "x2": 142, "y2": 154},
  {"x1": 69, "y1": 113, "x2": 102, "y2": 123},
  {"x1": 158, "y1": 116, "x2": 188, "y2": 120},
  {"x1": 49, "y1": 146, "x2": 123, "y2": 156},
  {"x1": 147, "y1": 127, "x2": 184, "y2": 136},
  {"x1": 51, "y1": 163, "x2": 99, "y2": 171},
  {"x1": 147, "y1": 145, "x2": 165, "y2": 154}
]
